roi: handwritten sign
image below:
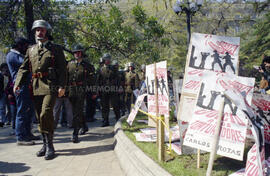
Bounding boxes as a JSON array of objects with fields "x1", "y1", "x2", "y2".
[
  {"x1": 146, "y1": 61, "x2": 169, "y2": 126},
  {"x1": 178, "y1": 33, "x2": 240, "y2": 122},
  {"x1": 184, "y1": 72, "x2": 254, "y2": 160}
]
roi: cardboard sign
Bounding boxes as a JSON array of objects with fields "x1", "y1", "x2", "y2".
[
  {"x1": 146, "y1": 61, "x2": 169, "y2": 126},
  {"x1": 178, "y1": 33, "x2": 240, "y2": 122},
  {"x1": 184, "y1": 72, "x2": 254, "y2": 160},
  {"x1": 127, "y1": 94, "x2": 147, "y2": 126},
  {"x1": 251, "y1": 93, "x2": 270, "y2": 144},
  {"x1": 225, "y1": 89, "x2": 265, "y2": 176}
]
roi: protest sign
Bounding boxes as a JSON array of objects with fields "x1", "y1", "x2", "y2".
[
  {"x1": 178, "y1": 33, "x2": 240, "y2": 122},
  {"x1": 225, "y1": 89, "x2": 265, "y2": 176},
  {"x1": 133, "y1": 86, "x2": 147, "y2": 112},
  {"x1": 183, "y1": 72, "x2": 254, "y2": 160},
  {"x1": 127, "y1": 94, "x2": 147, "y2": 126},
  {"x1": 251, "y1": 93, "x2": 270, "y2": 144},
  {"x1": 146, "y1": 61, "x2": 169, "y2": 126}
]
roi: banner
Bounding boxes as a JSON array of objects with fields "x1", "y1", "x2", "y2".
[
  {"x1": 251, "y1": 93, "x2": 270, "y2": 144},
  {"x1": 178, "y1": 33, "x2": 240, "y2": 122},
  {"x1": 146, "y1": 61, "x2": 169, "y2": 126},
  {"x1": 183, "y1": 72, "x2": 254, "y2": 160},
  {"x1": 127, "y1": 94, "x2": 147, "y2": 126},
  {"x1": 225, "y1": 89, "x2": 265, "y2": 176}
]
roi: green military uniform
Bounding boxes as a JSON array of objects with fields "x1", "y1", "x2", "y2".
[
  {"x1": 125, "y1": 63, "x2": 140, "y2": 113},
  {"x1": 97, "y1": 58, "x2": 120, "y2": 126},
  {"x1": 118, "y1": 69, "x2": 126, "y2": 115},
  {"x1": 15, "y1": 41, "x2": 67, "y2": 134},
  {"x1": 67, "y1": 59, "x2": 95, "y2": 142}
]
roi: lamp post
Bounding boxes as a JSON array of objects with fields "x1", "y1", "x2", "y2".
[{"x1": 173, "y1": 0, "x2": 203, "y2": 46}]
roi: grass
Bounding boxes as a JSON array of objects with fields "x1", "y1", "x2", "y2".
[{"x1": 122, "y1": 113, "x2": 252, "y2": 176}]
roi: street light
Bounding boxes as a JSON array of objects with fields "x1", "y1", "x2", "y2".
[{"x1": 173, "y1": 0, "x2": 203, "y2": 46}]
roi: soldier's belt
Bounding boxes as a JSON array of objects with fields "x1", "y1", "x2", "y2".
[
  {"x1": 69, "y1": 82, "x2": 83, "y2": 86},
  {"x1": 32, "y1": 72, "x2": 49, "y2": 78}
]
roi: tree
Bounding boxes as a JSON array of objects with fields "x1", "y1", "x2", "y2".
[
  {"x1": 72, "y1": 4, "x2": 169, "y2": 67},
  {"x1": 240, "y1": 10, "x2": 270, "y2": 70}
]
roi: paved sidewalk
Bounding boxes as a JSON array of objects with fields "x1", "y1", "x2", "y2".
[{"x1": 0, "y1": 111, "x2": 124, "y2": 176}]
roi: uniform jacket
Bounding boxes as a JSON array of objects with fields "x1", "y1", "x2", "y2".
[
  {"x1": 97, "y1": 65, "x2": 120, "y2": 94},
  {"x1": 125, "y1": 70, "x2": 140, "y2": 93},
  {"x1": 67, "y1": 59, "x2": 95, "y2": 97},
  {"x1": 15, "y1": 41, "x2": 67, "y2": 96}
]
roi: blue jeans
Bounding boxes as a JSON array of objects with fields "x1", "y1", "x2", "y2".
[
  {"x1": 15, "y1": 85, "x2": 34, "y2": 141},
  {"x1": 0, "y1": 93, "x2": 6, "y2": 123}
]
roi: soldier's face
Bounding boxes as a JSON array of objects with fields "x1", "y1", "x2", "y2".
[
  {"x1": 74, "y1": 51, "x2": 82, "y2": 59},
  {"x1": 35, "y1": 27, "x2": 47, "y2": 41}
]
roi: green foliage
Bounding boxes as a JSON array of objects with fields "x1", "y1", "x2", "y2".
[
  {"x1": 73, "y1": 4, "x2": 169, "y2": 66},
  {"x1": 240, "y1": 11, "x2": 270, "y2": 70}
]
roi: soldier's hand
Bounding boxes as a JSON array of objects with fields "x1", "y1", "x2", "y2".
[
  {"x1": 13, "y1": 86, "x2": 20, "y2": 95},
  {"x1": 58, "y1": 88, "x2": 65, "y2": 97}
]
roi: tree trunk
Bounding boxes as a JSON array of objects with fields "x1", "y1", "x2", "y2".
[{"x1": 24, "y1": 0, "x2": 34, "y2": 43}]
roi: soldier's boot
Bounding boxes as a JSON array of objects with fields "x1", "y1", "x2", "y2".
[
  {"x1": 44, "y1": 133, "x2": 55, "y2": 160},
  {"x1": 71, "y1": 128, "x2": 79, "y2": 143},
  {"x1": 79, "y1": 123, "x2": 88, "y2": 135},
  {"x1": 36, "y1": 133, "x2": 46, "y2": 157}
]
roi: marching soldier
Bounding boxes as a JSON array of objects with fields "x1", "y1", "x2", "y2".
[
  {"x1": 97, "y1": 54, "x2": 120, "y2": 127},
  {"x1": 67, "y1": 44, "x2": 95, "y2": 143},
  {"x1": 138, "y1": 64, "x2": 146, "y2": 87},
  {"x1": 125, "y1": 62, "x2": 140, "y2": 113},
  {"x1": 111, "y1": 60, "x2": 122, "y2": 120},
  {"x1": 14, "y1": 20, "x2": 67, "y2": 160}
]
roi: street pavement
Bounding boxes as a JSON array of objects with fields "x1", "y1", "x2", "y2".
[{"x1": 0, "y1": 110, "x2": 124, "y2": 176}]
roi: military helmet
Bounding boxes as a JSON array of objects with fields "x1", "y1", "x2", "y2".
[
  {"x1": 32, "y1": 20, "x2": 52, "y2": 31},
  {"x1": 72, "y1": 44, "x2": 84, "y2": 53},
  {"x1": 111, "y1": 60, "x2": 119, "y2": 66},
  {"x1": 127, "y1": 62, "x2": 135, "y2": 68},
  {"x1": 102, "y1": 53, "x2": 111, "y2": 60}
]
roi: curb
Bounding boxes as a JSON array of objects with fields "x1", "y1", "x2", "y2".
[{"x1": 114, "y1": 116, "x2": 172, "y2": 176}]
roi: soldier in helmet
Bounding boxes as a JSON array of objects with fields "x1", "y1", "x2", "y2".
[
  {"x1": 125, "y1": 62, "x2": 140, "y2": 113},
  {"x1": 138, "y1": 64, "x2": 146, "y2": 87},
  {"x1": 14, "y1": 20, "x2": 67, "y2": 160},
  {"x1": 67, "y1": 44, "x2": 95, "y2": 143},
  {"x1": 97, "y1": 54, "x2": 120, "y2": 127}
]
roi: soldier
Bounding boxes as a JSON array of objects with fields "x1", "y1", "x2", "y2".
[
  {"x1": 111, "y1": 60, "x2": 122, "y2": 120},
  {"x1": 125, "y1": 62, "x2": 140, "y2": 113},
  {"x1": 14, "y1": 20, "x2": 67, "y2": 160},
  {"x1": 67, "y1": 44, "x2": 95, "y2": 143},
  {"x1": 97, "y1": 54, "x2": 120, "y2": 127},
  {"x1": 138, "y1": 64, "x2": 146, "y2": 87}
]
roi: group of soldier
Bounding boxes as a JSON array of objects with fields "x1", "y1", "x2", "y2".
[{"x1": 7, "y1": 19, "x2": 145, "y2": 160}]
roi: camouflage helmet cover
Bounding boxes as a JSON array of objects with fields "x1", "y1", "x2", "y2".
[{"x1": 32, "y1": 20, "x2": 52, "y2": 31}]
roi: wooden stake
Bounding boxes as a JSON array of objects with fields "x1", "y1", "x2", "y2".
[
  {"x1": 158, "y1": 115, "x2": 165, "y2": 161},
  {"x1": 197, "y1": 149, "x2": 200, "y2": 169},
  {"x1": 154, "y1": 63, "x2": 160, "y2": 147},
  {"x1": 206, "y1": 98, "x2": 225, "y2": 176}
]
